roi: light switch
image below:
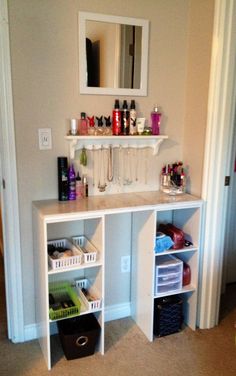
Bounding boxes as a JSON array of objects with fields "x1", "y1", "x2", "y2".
[{"x1": 38, "y1": 128, "x2": 52, "y2": 150}]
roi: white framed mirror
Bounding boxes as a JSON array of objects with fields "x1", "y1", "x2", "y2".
[{"x1": 79, "y1": 12, "x2": 149, "y2": 96}]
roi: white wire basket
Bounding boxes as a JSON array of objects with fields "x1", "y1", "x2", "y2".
[
  {"x1": 72, "y1": 235, "x2": 98, "y2": 264},
  {"x1": 48, "y1": 238, "x2": 82, "y2": 270},
  {"x1": 75, "y1": 278, "x2": 101, "y2": 311}
]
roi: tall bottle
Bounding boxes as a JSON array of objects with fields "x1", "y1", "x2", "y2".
[
  {"x1": 112, "y1": 99, "x2": 121, "y2": 135},
  {"x1": 121, "y1": 100, "x2": 130, "y2": 135},
  {"x1": 68, "y1": 163, "x2": 76, "y2": 200},
  {"x1": 57, "y1": 157, "x2": 68, "y2": 201},
  {"x1": 151, "y1": 105, "x2": 162, "y2": 135},
  {"x1": 78, "y1": 112, "x2": 88, "y2": 135},
  {"x1": 76, "y1": 171, "x2": 83, "y2": 199},
  {"x1": 129, "y1": 100, "x2": 137, "y2": 135}
]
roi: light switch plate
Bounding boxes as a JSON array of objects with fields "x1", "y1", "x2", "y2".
[{"x1": 38, "y1": 128, "x2": 52, "y2": 150}]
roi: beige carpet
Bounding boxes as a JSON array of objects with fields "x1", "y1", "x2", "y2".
[{"x1": 0, "y1": 254, "x2": 236, "y2": 375}]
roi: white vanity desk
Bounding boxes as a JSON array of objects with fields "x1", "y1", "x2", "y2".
[{"x1": 33, "y1": 191, "x2": 203, "y2": 370}]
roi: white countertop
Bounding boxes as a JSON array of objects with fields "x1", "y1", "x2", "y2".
[{"x1": 33, "y1": 191, "x2": 203, "y2": 221}]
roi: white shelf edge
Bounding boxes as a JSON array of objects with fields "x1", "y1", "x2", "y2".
[
  {"x1": 48, "y1": 260, "x2": 103, "y2": 275},
  {"x1": 154, "y1": 284, "x2": 196, "y2": 299},
  {"x1": 65, "y1": 135, "x2": 168, "y2": 159},
  {"x1": 155, "y1": 246, "x2": 198, "y2": 256},
  {"x1": 49, "y1": 308, "x2": 103, "y2": 323}
]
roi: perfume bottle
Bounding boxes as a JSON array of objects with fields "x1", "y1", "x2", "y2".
[
  {"x1": 68, "y1": 163, "x2": 76, "y2": 200},
  {"x1": 87, "y1": 116, "x2": 95, "y2": 135},
  {"x1": 104, "y1": 116, "x2": 112, "y2": 135},
  {"x1": 151, "y1": 105, "x2": 162, "y2": 135},
  {"x1": 78, "y1": 112, "x2": 88, "y2": 135},
  {"x1": 76, "y1": 171, "x2": 84, "y2": 199},
  {"x1": 96, "y1": 116, "x2": 104, "y2": 135}
]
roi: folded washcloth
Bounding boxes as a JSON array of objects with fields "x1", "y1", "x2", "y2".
[{"x1": 155, "y1": 232, "x2": 174, "y2": 253}]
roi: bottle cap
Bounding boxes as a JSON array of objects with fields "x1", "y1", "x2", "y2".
[
  {"x1": 57, "y1": 156, "x2": 68, "y2": 168},
  {"x1": 130, "y1": 100, "x2": 136, "y2": 109},
  {"x1": 76, "y1": 172, "x2": 81, "y2": 181},
  {"x1": 153, "y1": 105, "x2": 159, "y2": 112},
  {"x1": 81, "y1": 112, "x2": 86, "y2": 119},
  {"x1": 114, "y1": 99, "x2": 120, "y2": 109},
  {"x1": 123, "y1": 100, "x2": 128, "y2": 109}
]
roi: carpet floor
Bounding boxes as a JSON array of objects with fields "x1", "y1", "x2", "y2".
[{"x1": 0, "y1": 254, "x2": 236, "y2": 376}]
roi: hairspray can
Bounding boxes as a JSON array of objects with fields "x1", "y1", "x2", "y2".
[
  {"x1": 57, "y1": 157, "x2": 68, "y2": 201},
  {"x1": 112, "y1": 99, "x2": 121, "y2": 135}
]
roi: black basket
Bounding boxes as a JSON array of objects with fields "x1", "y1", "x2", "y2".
[
  {"x1": 153, "y1": 295, "x2": 183, "y2": 337},
  {"x1": 57, "y1": 314, "x2": 101, "y2": 360}
]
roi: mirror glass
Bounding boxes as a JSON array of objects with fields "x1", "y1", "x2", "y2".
[{"x1": 79, "y1": 12, "x2": 149, "y2": 96}]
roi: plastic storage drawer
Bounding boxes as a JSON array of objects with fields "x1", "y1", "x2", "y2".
[
  {"x1": 155, "y1": 255, "x2": 183, "y2": 277},
  {"x1": 57, "y1": 314, "x2": 101, "y2": 360},
  {"x1": 155, "y1": 255, "x2": 183, "y2": 295}
]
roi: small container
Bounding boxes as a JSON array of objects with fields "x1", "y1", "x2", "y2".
[
  {"x1": 87, "y1": 116, "x2": 96, "y2": 136},
  {"x1": 76, "y1": 172, "x2": 84, "y2": 199},
  {"x1": 83, "y1": 175, "x2": 88, "y2": 197},
  {"x1": 57, "y1": 157, "x2": 68, "y2": 201},
  {"x1": 104, "y1": 116, "x2": 112, "y2": 135},
  {"x1": 96, "y1": 116, "x2": 104, "y2": 135},
  {"x1": 57, "y1": 313, "x2": 101, "y2": 360},
  {"x1": 78, "y1": 112, "x2": 88, "y2": 135},
  {"x1": 137, "y1": 118, "x2": 145, "y2": 135},
  {"x1": 70, "y1": 119, "x2": 78, "y2": 135},
  {"x1": 151, "y1": 105, "x2": 162, "y2": 135}
]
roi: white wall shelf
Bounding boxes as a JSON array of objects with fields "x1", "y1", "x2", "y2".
[{"x1": 65, "y1": 135, "x2": 168, "y2": 159}]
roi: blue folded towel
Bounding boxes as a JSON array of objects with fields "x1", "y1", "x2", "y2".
[{"x1": 155, "y1": 232, "x2": 174, "y2": 253}]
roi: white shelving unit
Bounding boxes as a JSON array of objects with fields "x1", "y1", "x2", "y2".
[
  {"x1": 33, "y1": 191, "x2": 202, "y2": 370},
  {"x1": 65, "y1": 135, "x2": 168, "y2": 159}
]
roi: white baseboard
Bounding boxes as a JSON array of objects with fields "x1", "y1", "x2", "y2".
[
  {"x1": 24, "y1": 302, "x2": 131, "y2": 342},
  {"x1": 104, "y1": 302, "x2": 131, "y2": 322}
]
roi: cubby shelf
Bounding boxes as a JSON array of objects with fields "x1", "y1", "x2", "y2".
[
  {"x1": 65, "y1": 134, "x2": 168, "y2": 159},
  {"x1": 33, "y1": 191, "x2": 202, "y2": 370}
]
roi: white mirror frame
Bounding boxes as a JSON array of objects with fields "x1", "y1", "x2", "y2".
[{"x1": 79, "y1": 12, "x2": 149, "y2": 96}]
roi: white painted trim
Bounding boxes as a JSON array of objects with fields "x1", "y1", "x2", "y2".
[
  {"x1": 24, "y1": 303, "x2": 131, "y2": 342},
  {"x1": 0, "y1": 0, "x2": 24, "y2": 342},
  {"x1": 199, "y1": 0, "x2": 236, "y2": 328}
]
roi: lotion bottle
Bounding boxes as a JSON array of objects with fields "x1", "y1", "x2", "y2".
[{"x1": 151, "y1": 105, "x2": 162, "y2": 135}]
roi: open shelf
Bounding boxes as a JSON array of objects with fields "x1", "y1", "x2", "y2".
[{"x1": 65, "y1": 134, "x2": 168, "y2": 158}]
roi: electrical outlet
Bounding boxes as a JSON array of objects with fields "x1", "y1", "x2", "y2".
[
  {"x1": 38, "y1": 128, "x2": 52, "y2": 150},
  {"x1": 121, "y1": 255, "x2": 130, "y2": 273}
]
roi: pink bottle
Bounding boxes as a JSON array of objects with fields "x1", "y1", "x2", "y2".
[
  {"x1": 151, "y1": 105, "x2": 162, "y2": 135},
  {"x1": 78, "y1": 112, "x2": 88, "y2": 135}
]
